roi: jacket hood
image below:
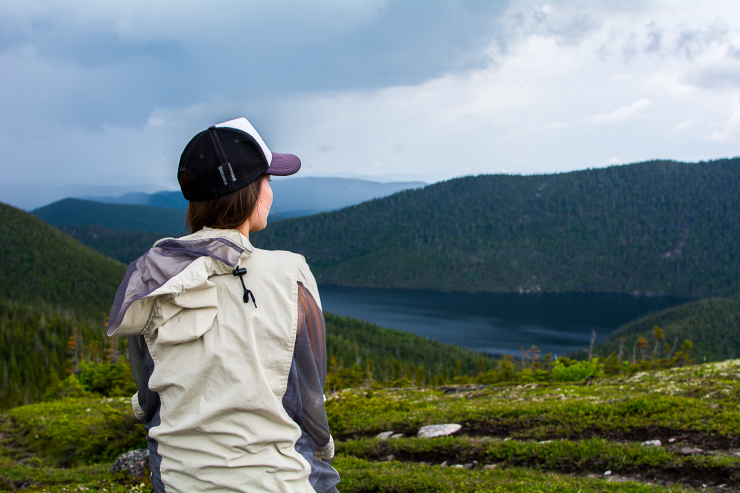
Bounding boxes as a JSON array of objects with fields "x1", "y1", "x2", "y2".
[{"x1": 107, "y1": 229, "x2": 252, "y2": 343}]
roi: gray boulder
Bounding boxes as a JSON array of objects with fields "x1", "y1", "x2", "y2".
[
  {"x1": 111, "y1": 449, "x2": 149, "y2": 477},
  {"x1": 417, "y1": 424, "x2": 461, "y2": 438}
]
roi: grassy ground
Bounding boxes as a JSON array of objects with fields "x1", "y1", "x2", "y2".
[{"x1": 3, "y1": 360, "x2": 740, "y2": 491}]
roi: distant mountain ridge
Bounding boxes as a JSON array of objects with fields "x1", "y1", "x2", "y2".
[
  {"x1": 252, "y1": 158, "x2": 740, "y2": 298},
  {"x1": 33, "y1": 177, "x2": 426, "y2": 262},
  {"x1": 33, "y1": 199, "x2": 188, "y2": 236},
  {"x1": 80, "y1": 177, "x2": 427, "y2": 219}
]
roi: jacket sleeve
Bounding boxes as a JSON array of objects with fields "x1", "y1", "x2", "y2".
[
  {"x1": 127, "y1": 334, "x2": 160, "y2": 424},
  {"x1": 295, "y1": 281, "x2": 333, "y2": 458}
]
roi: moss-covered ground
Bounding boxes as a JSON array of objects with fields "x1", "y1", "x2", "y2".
[{"x1": 3, "y1": 360, "x2": 740, "y2": 491}]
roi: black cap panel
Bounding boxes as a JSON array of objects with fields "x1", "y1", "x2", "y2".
[{"x1": 178, "y1": 127, "x2": 269, "y2": 201}]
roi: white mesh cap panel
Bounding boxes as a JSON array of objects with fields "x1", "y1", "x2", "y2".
[{"x1": 215, "y1": 118, "x2": 273, "y2": 166}]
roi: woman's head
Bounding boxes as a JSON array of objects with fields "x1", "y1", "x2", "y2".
[
  {"x1": 182, "y1": 174, "x2": 273, "y2": 234},
  {"x1": 177, "y1": 117, "x2": 299, "y2": 234}
]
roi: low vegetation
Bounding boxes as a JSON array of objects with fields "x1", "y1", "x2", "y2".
[{"x1": 3, "y1": 359, "x2": 739, "y2": 491}]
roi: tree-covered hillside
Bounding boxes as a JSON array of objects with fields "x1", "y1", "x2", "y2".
[
  {"x1": 0, "y1": 300, "x2": 105, "y2": 409},
  {"x1": 1, "y1": 202, "x2": 490, "y2": 406},
  {"x1": 33, "y1": 198, "x2": 187, "y2": 236},
  {"x1": 581, "y1": 297, "x2": 740, "y2": 363},
  {"x1": 58, "y1": 225, "x2": 162, "y2": 264},
  {"x1": 253, "y1": 159, "x2": 740, "y2": 298},
  {"x1": 0, "y1": 203, "x2": 126, "y2": 318},
  {"x1": 325, "y1": 313, "x2": 492, "y2": 387}
]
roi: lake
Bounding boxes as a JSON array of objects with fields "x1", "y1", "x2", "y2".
[{"x1": 318, "y1": 286, "x2": 689, "y2": 357}]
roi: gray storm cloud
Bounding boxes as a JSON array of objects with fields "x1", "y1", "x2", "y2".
[{"x1": 0, "y1": 0, "x2": 739, "y2": 209}]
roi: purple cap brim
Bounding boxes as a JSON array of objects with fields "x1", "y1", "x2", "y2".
[{"x1": 265, "y1": 152, "x2": 301, "y2": 176}]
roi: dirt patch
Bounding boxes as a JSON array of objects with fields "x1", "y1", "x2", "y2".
[
  {"x1": 458, "y1": 422, "x2": 740, "y2": 451},
  {"x1": 340, "y1": 423, "x2": 740, "y2": 453},
  {"x1": 354, "y1": 443, "x2": 740, "y2": 491}
]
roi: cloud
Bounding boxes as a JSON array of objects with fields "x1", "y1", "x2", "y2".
[
  {"x1": 682, "y1": 63, "x2": 740, "y2": 89},
  {"x1": 707, "y1": 105, "x2": 740, "y2": 142},
  {"x1": 645, "y1": 24, "x2": 663, "y2": 53},
  {"x1": 675, "y1": 24, "x2": 728, "y2": 61},
  {"x1": 591, "y1": 99, "x2": 652, "y2": 124},
  {"x1": 0, "y1": 1, "x2": 512, "y2": 130},
  {"x1": 3, "y1": 0, "x2": 740, "y2": 202},
  {"x1": 675, "y1": 118, "x2": 695, "y2": 131}
]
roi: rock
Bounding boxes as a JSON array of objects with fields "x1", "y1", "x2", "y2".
[
  {"x1": 376, "y1": 431, "x2": 394, "y2": 440},
  {"x1": 417, "y1": 424, "x2": 462, "y2": 438},
  {"x1": 452, "y1": 464, "x2": 464, "y2": 468},
  {"x1": 463, "y1": 463, "x2": 474, "y2": 469},
  {"x1": 676, "y1": 447, "x2": 703, "y2": 455},
  {"x1": 641, "y1": 439, "x2": 661, "y2": 447},
  {"x1": 111, "y1": 449, "x2": 149, "y2": 477},
  {"x1": 378, "y1": 454, "x2": 394, "y2": 462},
  {"x1": 390, "y1": 433, "x2": 404, "y2": 439},
  {"x1": 440, "y1": 461, "x2": 448, "y2": 467},
  {"x1": 604, "y1": 470, "x2": 612, "y2": 476},
  {"x1": 484, "y1": 464, "x2": 496, "y2": 469}
]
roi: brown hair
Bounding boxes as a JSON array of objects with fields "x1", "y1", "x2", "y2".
[{"x1": 181, "y1": 174, "x2": 265, "y2": 233}]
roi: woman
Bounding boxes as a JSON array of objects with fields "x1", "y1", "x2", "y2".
[{"x1": 107, "y1": 118, "x2": 340, "y2": 493}]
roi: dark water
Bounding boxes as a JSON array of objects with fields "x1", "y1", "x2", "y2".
[{"x1": 319, "y1": 286, "x2": 689, "y2": 357}]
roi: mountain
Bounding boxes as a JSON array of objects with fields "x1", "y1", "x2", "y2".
[
  {"x1": 580, "y1": 297, "x2": 740, "y2": 363},
  {"x1": 57, "y1": 225, "x2": 163, "y2": 264},
  {"x1": 1, "y1": 200, "x2": 486, "y2": 407},
  {"x1": 80, "y1": 190, "x2": 188, "y2": 209},
  {"x1": 0, "y1": 182, "x2": 170, "y2": 211},
  {"x1": 268, "y1": 177, "x2": 427, "y2": 219},
  {"x1": 80, "y1": 177, "x2": 427, "y2": 219},
  {"x1": 0, "y1": 202, "x2": 126, "y2": 317},
  {"x1": 252, "y1": 159, "x2": 740, "y2": 298},
  {"x1": 32, "y1": 199, "x2": 188, "y2": 236},
  {"x1": 34, "y1": 178, "x2": 426, "y2": 262}
]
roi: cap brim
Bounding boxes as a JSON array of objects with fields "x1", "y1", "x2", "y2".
[{"x1": 265, "y1": 153, "x2": 301, "y2": 176}]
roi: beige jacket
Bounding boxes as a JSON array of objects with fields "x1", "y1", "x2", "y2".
[{"x1": 108, "y1": 228, "x2": 336, "y2": 492}]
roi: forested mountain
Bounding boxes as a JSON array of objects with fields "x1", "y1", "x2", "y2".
[
  {"x1": 0, "y1": 300, "x2": 103, "y2": 408},
  {"x1": 33, "y1": 198, "x2": 188, "y2": 236},
  {"x1": 57, "y1": 225, "x2": 162, "y2": 264},
  {"x1": 0, "y1": 203, "x2": 126, "y2": 318},
  {"x1": 1, "y1": 202, "x2": 487, "y2": 406},
  {"x1": 580, "y1": 297, "x2": 740, "y2": 363},
  {"x1": 325, "y1": 312, "x2": 491, "y2": 386},
  {"x1": 253, "y1": 159, "x2": 740, "y2": 298}
]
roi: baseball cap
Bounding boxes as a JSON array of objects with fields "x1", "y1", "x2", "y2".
[{"x1": 178, "y1": 117, "x2": 301, "y2": 201}]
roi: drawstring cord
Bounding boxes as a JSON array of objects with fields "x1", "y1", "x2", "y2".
[{"x1": 232, "y1": 267, "x2": 257, "y2": 308}]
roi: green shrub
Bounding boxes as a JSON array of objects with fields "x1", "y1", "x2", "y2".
[
  {"x1": 8, "y1": 397, "x2": 145, "y2": 466},
  {"x1": 78, "y1": 359, "x2": 137, "y2": 397},
  {"x1": 42, "y1": 372, "x2": 92, "y2": 401},
  {"x1": 552, "y1": 358, "x2": 604, "y2": 382}
]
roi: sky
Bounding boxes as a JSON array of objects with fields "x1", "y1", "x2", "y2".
[{"x1": 2, "y1": 0, "x2": 740, "y2": 208}]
